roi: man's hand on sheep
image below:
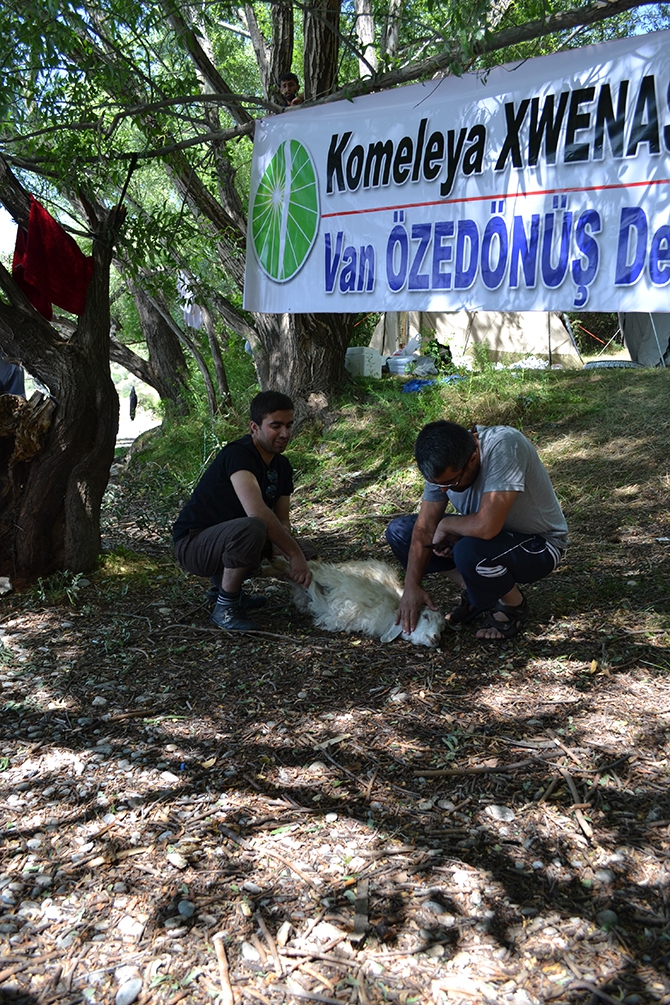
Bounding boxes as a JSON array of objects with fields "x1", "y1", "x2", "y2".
[
  {"x1": 398, "y1": 582, "x2": 438, "y2": 635},
  {"x1": 288, "y1": 552, "x2": 312, "y2": 587}
]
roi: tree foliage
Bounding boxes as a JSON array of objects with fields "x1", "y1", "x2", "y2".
[{"x1": 1, "y1": 0, "x2": 664, "y2": 408}]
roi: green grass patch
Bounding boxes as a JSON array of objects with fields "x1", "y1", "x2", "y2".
[
  {"x1": 28, "y1": 571, "x2": 89, "y2": 606},
  {"x1": 108, "y1": 366, "x2": 670, "y2": 565},
  {"x1": 98, "y1": 547, "x2": 168, "y2": 585}
]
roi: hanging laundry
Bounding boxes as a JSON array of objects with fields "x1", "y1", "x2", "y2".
[
  {"x1": 12, "y1": 196, "x2": 94, "y2": 320},
  {"x1": 177, "y1": 270, "x2": 204, "y2": 330},
  {"x1": 182, "y1": 301, "x2": 203, "y2": 329}
]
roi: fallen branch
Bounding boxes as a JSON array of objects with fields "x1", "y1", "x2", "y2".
[
  {"x1": 567, "y1": 981, "x2": 630, "y2": 1005},
  {"x1": 0, "y1": 955, "x2": 55, "y2": 983},
  {"x1": 268, "y1": 985, "x2": 346, "y2": 1005},
  {"x1": 152, "y1": 624, "x2": 305, "y2": 642},
  {"x1": 414, "y1": 752, "x2": 560, "y2": 777},
  {"x1": 166, "y1": 991, "x2": 192, "y2": 1005},
  {"x1": 283, "y1": 942, "x2": 352, "y2": 975},
  {"x1": 350, "y1": 878, "x2": 369, "y2": 946},
  {"x1": 260, "y1": 847, "x2": 321, "y2": 891},
  {"x1": 536, "y1": 775, "x2": 560, "y2": 803},
  {"x1": 547, "y1": 730, "x2": 585, "y2": 765},
  {"x1": 559, "y1": 768, "x2": 594, "y2": 839},
  {"x1": 212, "y1": 932, "x2": 235, "y2": 1005},
  {"x1": 255, "y1": 911, "x2": 283, "y2": 976},
  {"x1": 358, "y1": 844, "x2": 416, "y2": 858}
]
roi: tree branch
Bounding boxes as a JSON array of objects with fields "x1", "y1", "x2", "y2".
[
  {"x1": 324, "y1": 0, "x2": 660, "y2": 99},
  {"x1": 109, "y1": 334, "x2": 161, "y2": 389},
  {"x1": 1, "y1": 122, "x2": 256, "y2": 172},
  {"x1": 6, "y1": 0, "x2": 653, "y2": 178},
  {"x1": 244, "y1": 3, "x2": 272, "y2": 94},
  {"x1": 164, "y1": 5, "x2": 254, "y2": 126},
  {"x1": 0, "y1": 154, "x2": 31, "y2": 228},
  {"x1": 0, "y1": 94, "x2": 274, "y2": 149},
  {"x1": 147, "y1": 288, "x2": 219, "y2": 416},
  {"x1": 209, "y1": 291, "x2": 256, "y2": 341}
]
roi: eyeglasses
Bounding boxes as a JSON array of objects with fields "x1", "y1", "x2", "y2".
[
  {"x1": 266, "y1": 468, "x2": 278, "y2": 499},
  {"x1": 428, "y1": 464, "x2": 467, "y2": 492}
]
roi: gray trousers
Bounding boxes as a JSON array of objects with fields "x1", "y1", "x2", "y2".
[{"x1": 174, "y1": 517, "x2": 317, "y2": 581}]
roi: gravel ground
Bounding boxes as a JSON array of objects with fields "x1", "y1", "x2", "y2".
[{"x1": 1, "y1": 428, "x2": 670, "y2": 1005}]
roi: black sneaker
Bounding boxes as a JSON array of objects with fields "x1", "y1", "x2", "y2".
[
  {"x1": 210, "y1": 603, "x2": 261, "y2": 632},
  {"x1": 239, "y1": 588, "x2": 268, "y2": 612},
  {"x1": 206, "y1": 586, "x2": 268, "y2": 611}
]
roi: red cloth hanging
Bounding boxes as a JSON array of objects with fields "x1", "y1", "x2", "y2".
[{"x1": 12, "y1": 196, "x2": 94, "y2": 320}]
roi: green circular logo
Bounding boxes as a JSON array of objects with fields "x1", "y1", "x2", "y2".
[{"x1": 251, "y1": 139, "x2": 319, "y2": 282}]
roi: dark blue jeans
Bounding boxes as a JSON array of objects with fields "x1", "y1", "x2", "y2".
[{"x1": 386, "y1": 514, "x2": 563, "y2": 610}]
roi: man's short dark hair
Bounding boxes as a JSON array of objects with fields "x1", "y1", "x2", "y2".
[
  {"x1": 279, "y1": 72, "x2": 300, "y2": 86},
  {"x1": 250, "y1": 390, "x2": 294, "y2": 425},
  {"x1": 414, "y1": 421, "x2": 475, "y2": 481}
]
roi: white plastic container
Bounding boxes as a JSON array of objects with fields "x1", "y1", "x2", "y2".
[
  {"x1": 345, "y1": 346, "x2": 383, "y2": 378},
  {"x1": 387, "y1": 355, "x2": 416, "y2": 375}
]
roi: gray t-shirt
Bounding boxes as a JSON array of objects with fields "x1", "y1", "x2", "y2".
[{"x1": 422, "y1": 425, "x2": 568, "y2": 549}]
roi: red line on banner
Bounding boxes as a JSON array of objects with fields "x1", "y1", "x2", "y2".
[{"x1": 320, "y1": 177, "x2": 670, "y2": 219}]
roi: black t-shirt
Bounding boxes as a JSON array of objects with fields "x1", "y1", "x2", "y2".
[{"x1": 173, "y1": 434, "x2": 294, "y2": 543}]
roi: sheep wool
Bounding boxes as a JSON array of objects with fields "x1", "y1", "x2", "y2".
[{"x1": 266, "y1": 557, "x2": 445, "y2": 648}]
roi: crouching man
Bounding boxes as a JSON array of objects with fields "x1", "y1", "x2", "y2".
[
  {"x1": 173, "y1": 390, "x2": 314, "y2": 631},
  {"x1": 386, "y1": 421, "x2": 568, "y2": 641}
]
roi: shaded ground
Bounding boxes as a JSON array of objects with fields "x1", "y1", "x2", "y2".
[{"x1": 1, "y1": 376, "x2": 670, "y2": 1005}]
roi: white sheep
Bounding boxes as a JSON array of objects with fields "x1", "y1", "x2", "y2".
[{"x1": 264, "y1": 556, "x2": 445, "y2": 647}]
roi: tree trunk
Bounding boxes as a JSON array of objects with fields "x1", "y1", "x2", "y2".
[
  {"x1": 0, "y1": 392, "x2": 57, "y2": 574},
  {"x1": 354, "y1": 0, "x2": 377, "y2": 77},
  {"x1": 303, "y1": 0, "x2": 341, "y2": 100},
  {"x1": 252, "y1": 311, "x2": 355, "y2": 417},
  {"x1": 271, "y1": 0, "x2": 295, "y2": 92},
  {"x1": 201, "y1": 304, "x2": 231, "y2": 405},
  {"x1": 244, "y1": 0, "x2": 294, "y2": 101},
  {"x1": 147, "y1": 288, "x2": 220, "y2": 416},
  {"x1": 380, "y1": 0, "x2": 402, "y2": 61},
  {"x1": 131, "y1": 285, "x2": 192, "y2": 415},
  {"x1": 0, "y1": 158, "x2": 121, "y2": 582}
]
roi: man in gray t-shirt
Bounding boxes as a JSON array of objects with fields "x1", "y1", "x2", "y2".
[{"x1": 386, "y1": 421, "x2": 567, "y2": 641}]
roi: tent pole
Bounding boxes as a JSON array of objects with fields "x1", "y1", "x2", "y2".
[
  {"x1": 547, "y1": 313, "x2": 552, "y2": 367},
  {"x1": 649, "y1": 313, "x2": 667, "y2": 368}
]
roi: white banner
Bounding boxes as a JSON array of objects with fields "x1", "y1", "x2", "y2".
[{"x1": 244, "y1": 31, "x2": 670, "y2": 314}]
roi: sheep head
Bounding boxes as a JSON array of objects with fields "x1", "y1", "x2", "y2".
[{"x1": 380, "y1": 606, "x2": 445, "y2": 648}]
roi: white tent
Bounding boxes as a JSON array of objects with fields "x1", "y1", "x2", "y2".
[
  {"x1": 370, "y1": 311, "x2": 583, "y2": 369},
  {"x1": 618, "y1": 314, "x2": 670, "y2": 368}
]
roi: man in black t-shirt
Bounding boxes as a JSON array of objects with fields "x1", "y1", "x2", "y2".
[{"x1": 173, "y1": 390, "x2": 312, "y2": 631}]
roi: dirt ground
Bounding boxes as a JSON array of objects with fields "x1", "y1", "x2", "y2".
[{"x1": 1, "y1": 440, "x2": 670, "y2": 1005}]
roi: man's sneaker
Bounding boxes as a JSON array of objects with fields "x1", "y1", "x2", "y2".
[
  {"x1": 239, "y1": 588, "x2": 268, "y2": 612},
  {"x1": 206, "y1": 586, "x2": 268, "y2": 611},
  {"x1": 210, "y1": 602, "x2": 261, "y2": 632}
]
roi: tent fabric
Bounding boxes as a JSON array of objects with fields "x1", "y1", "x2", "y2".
[
  {"x1": 618, "y1": 314, "x2": 670, "y2": 368},
  {"x1": 12, "y1": 196, "x2": 94, "y2": 320},
  {"x1": 370, "y1": 311, "x2": 582, "y2": 368}
]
